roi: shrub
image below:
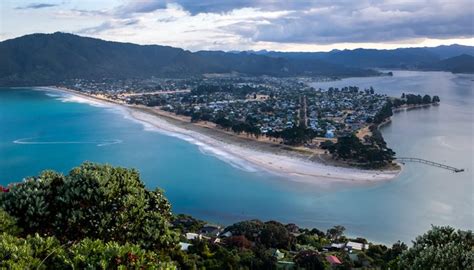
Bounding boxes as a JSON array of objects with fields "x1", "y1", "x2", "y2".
[{"x1": 0, "y1": 163, "x2": 178, "y2": 251}]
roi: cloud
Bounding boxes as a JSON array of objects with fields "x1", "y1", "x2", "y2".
[
  {"x1": 111, "y1": 0, "x2": 473, "y2": 45},
  {"x1": 77, "y1": 18, "x2": 140, "y2": 35},
  {"x1": 117, "y1": 0, "x2": 326, "y2": 15},
  {"x1": 16, "y1": 3, "x2": 58, "y2": 10},
  {"x1": 56, "y1": 0, "x2": 472, "y2": 51},
  {"x1": 77, "y1": 22, "x2": 114, "y2": 35},
  {"x1": 220, "y1": 0, "x2": 474, "y2": 44}
]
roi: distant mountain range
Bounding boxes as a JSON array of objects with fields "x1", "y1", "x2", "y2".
[
  {"x1": 0, "y1": 32, "x2": 472, "y2": 86},
  {"x1": 0, "y1": 33, "x2": 378, "y2": 86},
  {"x1": 252, "y1": 44, "x2": 474, "y2": 73}
]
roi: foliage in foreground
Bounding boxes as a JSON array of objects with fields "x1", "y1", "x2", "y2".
[
  {"x1": 1, "y1": 163, "x2": 472, "y2": 269},
  {"x1": 0, "y1": 163, "x2": 178, "y2": 251},
  {"x1": 396, "y1": 226, "x2": 474, "y2": 269},
  {"x1": 0, "y1": 232, "x2": 175, "y2": 270}
]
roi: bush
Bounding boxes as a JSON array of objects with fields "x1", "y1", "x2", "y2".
[
  {"x1": 0, "y1": 233, "x2": 41, "y2": 269},
  {"x1": 0, "y1": 209, "x2": 21, "y2": 236},
  {"x1": 397, "y1": 226, "x2": 473, "y2": 269},
  {"x1": 0, "y1": 233, "x2": 176, "y2": 270},
  {"x1": 0, "y1": 163, "x2": 178, "y2": 251},
  {"x1": 68, "y1": 239, "x2": 175, "y2": 269}
]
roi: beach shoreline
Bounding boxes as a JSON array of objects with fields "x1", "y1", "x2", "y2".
[{"x1": 39, "y1": 86, "x2": 401, "y2": 184}]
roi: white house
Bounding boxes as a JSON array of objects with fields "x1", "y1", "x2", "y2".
[
  {"x1": 185, "y1": 232, "x2": 201, "y2": 240},
  {"x1": 346, "y1": 241, "x2": 369, "y2": 251},
  {"x1": 179, "y1": 242, "x2": 192, "y2": 251}
]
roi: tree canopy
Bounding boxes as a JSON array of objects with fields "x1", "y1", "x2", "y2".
[
  {"x1": 0, "y1": 163, "x2": 178, "y2": 251},
  {"x1": 397, "y1": 226, "x2": 474, "y2": 269}
]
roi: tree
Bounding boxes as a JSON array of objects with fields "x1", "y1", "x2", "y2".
[
  {"x1": 225, "y1": 220, "x2": 265, "y2": 242},
  {"x1": 319, "y1": 140, "x2": 335, "y2": 150},
  {"x1": 432, "y1": 95, "x2": 441, "y2": 103},
  {"x1": 0, "y1": 209, "x2": 20, "y2": 236},
  {"x1": 225, "y1": 235, "x2": 253, "y2": 250},
  {"x1": 331, "y1": 135, "x2": 361, "y2": 159},
  {"x1": 369, "y1": 86, "x2": 375, "y2": 95},
  {"x1": 260, "y1": 221, "x2": 295, "y2": 250},
  {"x1": 326, "y1": 225, "x2": 346, "y2": 241},
  {"x1": 279, "y1": 126, "x2": 314, "y2": 145},
  {"x1": 294, "y1": 250, "x2": 325, "y2": 270},
  {"x1": 215, "y1": 116, "x2": 233, "y2": 129},
  {"x1": 296, "y1": 233, "x2": 321, "y2": 249},
  {"x1": 373, "y1": 101, "x2": 393, "y2": 124},
  {"x1": 330, "y1": 132, "x2": 395, "y2": 168},
  {"x1": 172, "y1": 214, "x2": 206, "y2": 233},
  {"x1": 397, "y1": 226, "x2": 473, "y2": 269},
  {"x1": 393, "y1": 98, "x2": 404, "y2": 107},
  {"x1": 422, "y1": 94, "x2": 432, "y2": 104},
  {"x1": 0, "y1": 163, "x2": 178, "y2": 251}
]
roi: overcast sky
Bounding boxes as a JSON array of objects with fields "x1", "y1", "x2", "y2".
[{"x1": 1, "y1": 0, "x2": 473, "y2": 51}]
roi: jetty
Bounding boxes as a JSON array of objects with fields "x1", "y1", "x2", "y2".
[{"x1": 396, "y1": 157, "x2": 464, "y2": 173}]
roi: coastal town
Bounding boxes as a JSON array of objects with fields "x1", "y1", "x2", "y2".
[
  {"x1": 57, "y1": 76, "x2": 439, "y2": 169},
  {"x1": 64, "y1": 78, "x2": 377, "y2": 130},
  {"x1": 60, "y1": 77, "x2": 387, "y2": 141}
]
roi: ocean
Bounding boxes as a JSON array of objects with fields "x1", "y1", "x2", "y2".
[{"x1": 1, "y1": 70, "x2": 472, "y2": 244}]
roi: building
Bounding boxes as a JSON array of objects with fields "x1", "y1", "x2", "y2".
[
  {"x1": 179, "y1": 242, "x2": 192, "y2": 251},
  {"x1": 200, "y1": 224, "x2": 222, "y2": 237},
  {"x1": 185, "y1": 232, "x2": 201, "y2": 241},
  {"x1": 325, "y1": 129, "x2": 335, "y2": 138},
  {"x1": 326, "y1": 255, "x2": 342, "y2": 266},
  {"x1": 272, "y1": 249, "x2": 285, "y2": 260},
  {"x1": 346, "y1": 241, "x2": 369, "y2": 251}
]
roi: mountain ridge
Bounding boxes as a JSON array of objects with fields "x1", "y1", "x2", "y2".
[
  {"x1": 1, "y1": 33, "x2": 471, "y2": 87},
  {"x1": 0, "y1": 32, "x2": 379, "y2": 86},
  {"x1": 252, "y1": 44, "x2": 474, "y2": 72}
]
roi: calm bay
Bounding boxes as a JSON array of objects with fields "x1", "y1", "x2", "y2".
[{"x1": 1, "y1": 70, "x2": 472, "y2": 244}]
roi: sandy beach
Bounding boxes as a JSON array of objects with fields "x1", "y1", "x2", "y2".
[{"x1": 41, "y1": 86, "x2": 401, "y2": 184}]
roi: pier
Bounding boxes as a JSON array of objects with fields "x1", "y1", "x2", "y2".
[{"x1": 396, "y1": 157, "x2": 464, "y2": 173}]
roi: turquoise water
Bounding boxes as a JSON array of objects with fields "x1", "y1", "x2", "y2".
[{"x1": 1, "y1": 71, "x2": 473, "y2": 244}]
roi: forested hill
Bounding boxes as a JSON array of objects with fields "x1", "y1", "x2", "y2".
[
  {"x1": 431, "y1": 54, "x2": 474, "y2": 74},
  {"x1": 0, "y1": 32, "x2": 379, "y2": 86},
  {"x1": 255, "y1": 44, "x2": 474, "y2": 73}
]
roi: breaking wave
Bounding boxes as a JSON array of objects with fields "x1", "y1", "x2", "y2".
[
  {"x1": 40, "y1": 88, "x2": 258, "y2": 173},
  {"x1": 13, "y1": 138, "x2": 122, "y2": 147},
  {"x1": 123, "y1": 114, "x2": 258, "y2": 173}
]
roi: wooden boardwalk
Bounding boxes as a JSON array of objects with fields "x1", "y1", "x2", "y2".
[{"x1": 396, "y1": 157, "x2": 464, "y2": 173}]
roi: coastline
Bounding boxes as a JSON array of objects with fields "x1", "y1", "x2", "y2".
[
  {"x1": 39, "y1": 86, "x2": 401, "y2": 184},
  {"x1": 392, "y1": 103, "x2": 436, "y2": 113}
]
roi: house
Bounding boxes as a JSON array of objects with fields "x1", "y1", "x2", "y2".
[
  {"x1": 179, "y1": 242, "x2": 192, "y2": 251},
  {"x1": 325, "y1": 129, "x2": 335, "y2": 138},
  {"x1": 346, "y1": 241, "x2": 369, "y2": 251},
  {"x1": 326, "y1": 255, "x2": 342, "y2": 266},
  {"x1": 272, "y1": 249, "x2": 285, "y2": 260},
  {"x1": 246, "y1": 93, "x2": 270, "y2": 100},
  {"x1": 200, "y1": 224, "x2": 222, "y2": 237},
  {"x1": 324, "y1": 243, "x2": 345, "y2": 251},
  {"x1": 185, "y1": 232, "x2": 201, "y2": 241},
  {"x1": 211, "y1": 237, "x2": 221, "y2": 244},
  {"x1": 276, "y1": 261, "x2": 295, "y2": 270},
  {"x1": 220, "y1": 231, "x2": 232, "y2": 238}
]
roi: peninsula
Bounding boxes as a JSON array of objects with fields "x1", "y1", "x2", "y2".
[{"x1": 42, "y1": 75, "x2": 410, "y2": 184}]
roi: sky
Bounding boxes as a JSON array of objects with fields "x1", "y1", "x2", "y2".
[{"x1": 1, "y1": 0, "x2": 473, "y2": 52}]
